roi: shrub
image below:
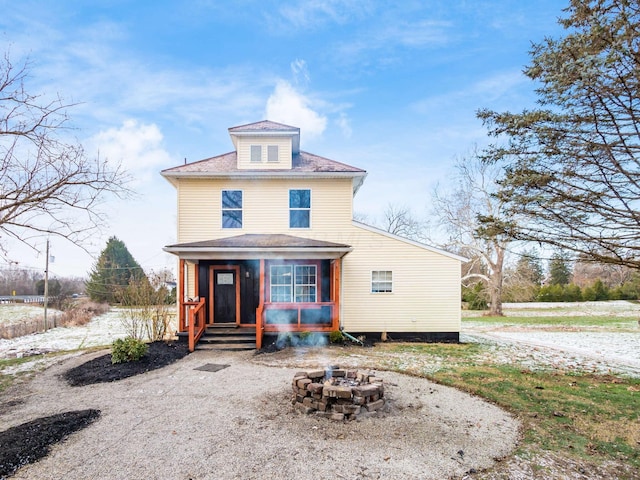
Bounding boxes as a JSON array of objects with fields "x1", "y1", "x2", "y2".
[
  {"x1": 329, "y1": 330, "x2": 344, "y2": 344},
  {"x1": 462, "y1": 283, "x2": 488, "y2": 310},
  {"x1": 111, "y1": 337, "x2": 148, "y2": 364},
  {"x1": 299, "y1": 331, "x2": 311, "y2": 341}
]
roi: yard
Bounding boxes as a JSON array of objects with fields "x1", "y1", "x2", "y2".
[{"x1": 0, "y1": 301, "x2": 639, "y2": 478}]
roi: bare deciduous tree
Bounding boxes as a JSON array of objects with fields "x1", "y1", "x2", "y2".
[
  {"x1": 380, "y1": 203, "x2": 426, "y2": 241},
  {"x1": 432, "y1": 152, "x2": 511, "y2": 316},
  {"x1": 0, "y1": 52, "x2": 129, "y2": 256}
]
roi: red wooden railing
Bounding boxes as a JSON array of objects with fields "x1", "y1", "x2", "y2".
[{"x1": 187, "y1": 298, "x2": 206, "y2": 352}]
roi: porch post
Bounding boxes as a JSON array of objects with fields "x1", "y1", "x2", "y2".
[
  {"x1": 256, "y1": 259, "x2": 265, "y2": 349},
  {"x1": 178, "y1": 258, "x2": 186, "y2": 332},
  {"x1": 332, "y1": 258, "x2": 341, "y2": 331}
]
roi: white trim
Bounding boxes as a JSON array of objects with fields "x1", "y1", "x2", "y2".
[
  {"x1": 163, "y1": 246, "x2": 352, "y2": 260},
  {"x1": 371, "y1": 270, "x2": 393, "y2": 293},
  {"x1": 352, "y1": 221, "x2": 469, "y2": 262},
  {"x1": 161, "y1": 170, "x2": 367, "y2": 195}
]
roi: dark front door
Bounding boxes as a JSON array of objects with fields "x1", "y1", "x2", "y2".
[{"x1": 213, "y1": 269, "x2": 237, "y2": 324}]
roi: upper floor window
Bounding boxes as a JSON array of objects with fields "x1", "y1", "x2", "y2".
[
  {"x1": 267, "y1": 145, "x2": 279, "y2": 162},
  {"x1": 371, "y1": 271, "x2": 393, "y2": 293},
  {"x1": 289, "y1": 189, "x2": 310, "y2": 228},
  {"x1": 222, "y1": 190, "x2": 242, "y2": 228},
  {"x1": 250, "y1": 145, "x2": 262, "y2": 162}
]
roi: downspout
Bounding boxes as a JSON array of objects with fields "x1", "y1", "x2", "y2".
[{"x1": 340, "y1": 328, "x2": 364, "y2": 346}]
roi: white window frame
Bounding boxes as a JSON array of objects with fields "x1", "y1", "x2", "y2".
[
  {"x1": 269, "y1": 264, "x2": 317, "y2": 303},
  {"x1": 289, "y1": 188, "x2": 311, "y2": 229},
  {"x1": 371, "y1": 270, "x2": 393, "y2": 293},
  {"x1": 270, "y1": 265, "x2": 292, "y2": 302},
  {"x1": 221, "y1": 189, "x2": 243, "y2": 229},
  {"x1": 294, "y1": 265, "x2": 317, "y2": 303},
  {"x1": 267, "y1": 145, "x2": 279, "y2": 162},
  {"x1": 250, "y1": 145, "x2": 262, "y2": 162}
]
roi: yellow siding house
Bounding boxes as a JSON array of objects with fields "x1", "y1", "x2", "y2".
[{"x1": 162, "y1": 121, "x2": 465, "y2": 351}]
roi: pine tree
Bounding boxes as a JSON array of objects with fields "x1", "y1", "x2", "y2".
[
  {"x1": 479, "y1": 0, "x2": 640, "y2": 268},
  {"x1": 85, "y1": 237, "x2": 146, "y2": 303},
  {"x1": 548, "y1": 252, "x2": 572, "y2": 286}
]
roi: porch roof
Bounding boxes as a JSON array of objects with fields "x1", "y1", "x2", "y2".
[{"x1": 163, "y1": 234, "x2": 352, "y2": 260}]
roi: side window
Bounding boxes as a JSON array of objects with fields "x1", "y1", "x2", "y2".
[
  {"x1": 222, "y1": 190, "x2": 242, "y2": 228},
  {"x1": 267, "y1": 145, "x2": 279, "y2": 162},
  {"x1": 371, "y1": 271, "x2": 393, "y2": 293},
  {"x1": 250, "y1": 145, "x2": 262, "y2": 162},
  {"x1": 289, "y1": 189, "x2": 311, "y2": 228}
]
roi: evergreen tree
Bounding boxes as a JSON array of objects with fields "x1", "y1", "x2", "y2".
[
  {"x1": 85, "y1": 237, "x2": 146, "y2": 303},
  {"x1": 548, "y1": 252, "x2": 572, "y2": 286},
  {"x1": 516, "y1": 249, "x2": 544, "y2": 286},
  {"x1": 479, "y1": 0, "x2": 640, "y2": 268}
]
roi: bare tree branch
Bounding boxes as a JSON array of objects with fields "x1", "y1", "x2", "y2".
[
  {"x1": 431, "y1": 149, "x2": 512, "y2": 315},
  {"x1": 0, "y1": 51, "x2": 130, "y2": 255}
]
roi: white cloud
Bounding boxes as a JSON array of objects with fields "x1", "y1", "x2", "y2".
[
  {"x1": 265, "y1": 81, "x2": 327, "y2": 138},
  {"x1": 275, "y1": 0, "x2": 374, "y2": 30},
  {"x1": 336, "y1": 112, "x2": 352, "y2": 138},
  {"x1": 89, "y1": 119, "x2": 174, "y2": 184},
  {"x1": 291, "y1": 59, "x2": 310, "y2": 86}
]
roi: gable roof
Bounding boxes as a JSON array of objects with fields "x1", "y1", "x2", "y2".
[
  {"x1": 228, "y1": 120, "x2": 301, "y2": 153},
  {"x1": 228, "y1": 120, "x2": 299, "y2": 133}
]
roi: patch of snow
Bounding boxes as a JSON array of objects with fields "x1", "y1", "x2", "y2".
[
  {"x1": 0, "y1": 309, "x2": 130, "y2": 359},
  {"x1": 0, "y1": 304, "x2": 62, "y2": 325}
]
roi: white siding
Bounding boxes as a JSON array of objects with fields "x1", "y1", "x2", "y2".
[
  {"x1": 173, "y1": 176, "x2": 461, "y2": 335},
  {"x1": 340, "y1": 225, "x2": 461, "y2": 333},
  {"x1": 177, "y1": 177, "x2": 353, "y2": 242}
]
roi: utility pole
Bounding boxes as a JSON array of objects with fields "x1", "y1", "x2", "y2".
[{"x1": 44, "y1": 238, "x2": 49, "y2": 331}]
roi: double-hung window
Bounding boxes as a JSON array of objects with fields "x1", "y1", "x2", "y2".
[
  {"x1": 270, "y1": 264, "x2": 317, "y2": 303},
  {"x1": 371, "y1": 271, "x2": 393, "y2": 293},
  {"x1": 289, "y1": 189, "x2": 311, "y2": 228},
  {"x1": 222, "y1": 190, "x2": 242, "y2": 228}
]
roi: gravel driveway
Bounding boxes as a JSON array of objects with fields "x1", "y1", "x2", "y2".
[{"x1": 1, "y1": 349, "x2": 519, "y2": 480}]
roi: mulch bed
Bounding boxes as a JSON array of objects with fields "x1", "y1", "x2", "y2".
[
  {"x1": 63, "y1": 341, "x2": 190, "y2": 387},
  {"x1": 0, "y1": 409, "x2": 101, "y2": 479},
  {"x1": 0, "y1": 341, "x2": 190, "y2": 478}
]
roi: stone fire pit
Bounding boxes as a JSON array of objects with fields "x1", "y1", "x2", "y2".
[{"x1": 292, "y1": 367, "x2": 385, "y2": 421}]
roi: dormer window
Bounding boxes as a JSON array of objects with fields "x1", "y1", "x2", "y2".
[
  {"x1": 267, "y1": 145, "x2": 279, "y2": 162},
  {"x1": 250, "y1": 145, "x2": 262, "y2": 162}
]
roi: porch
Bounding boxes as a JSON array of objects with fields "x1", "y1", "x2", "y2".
[{"x1": 164, "y1": 234, "x2": 351, "y2": 351}]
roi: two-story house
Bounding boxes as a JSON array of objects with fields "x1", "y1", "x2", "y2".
[{"x1": 161, "y1": 120, "x2": 465, "y2": 351}]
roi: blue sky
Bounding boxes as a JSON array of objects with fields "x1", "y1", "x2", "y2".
[{"x1": 0, "y1": 0, "x2": 566, "y2": 278}]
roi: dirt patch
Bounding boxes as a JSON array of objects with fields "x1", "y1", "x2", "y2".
[
  {"x1": 62, "y1": 341, "x2": 190, "y2": 386},
  {"x1": 0, "y1": 409, "x2": 100, "y2": 478}
]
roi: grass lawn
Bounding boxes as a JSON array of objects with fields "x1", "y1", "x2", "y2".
[{"x1": 382, "y1": 342, "x2": 640, "y2": 473}]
